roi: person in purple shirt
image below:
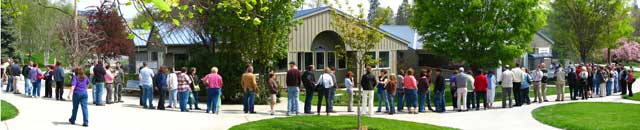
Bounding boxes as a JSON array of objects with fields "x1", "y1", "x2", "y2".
[
  {"x1": 68, "y1": 67, "x2": 90, "y2": 127},
  {"x1": 449, "y1": 70, "x2": 458, "y2": 110},
  {"x1": 30, "y1": 63, "x2": 43, "y2": 98}
]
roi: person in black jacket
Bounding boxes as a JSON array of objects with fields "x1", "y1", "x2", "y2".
[
  {"x1": 44, "y1": 65, "x2": 54, "y2": 98},
  {"x1": 93, "y1": 60, "x2": 107, "y2": 106},
  {"x1": 433, "y1": 69, "x2": 446, "y2": 113},
  {"x1": 361, "y1": 66, "x2": 377, "y2": 116},
  {"x1": 567, "y1": 67, "x2": 577, "y2": 100},
  {"x1": 301, "y1": 65, "x2": 316, "y2": 114},
  {"x1": 54, "y1": 62, "x2": 66, "y2": 101}
]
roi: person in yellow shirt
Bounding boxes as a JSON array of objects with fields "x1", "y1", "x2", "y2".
[{"x1": 241, "y1": 65, "x2": 259, "y2": 114}]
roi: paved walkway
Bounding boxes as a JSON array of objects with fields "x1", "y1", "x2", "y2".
[{"x1": 1, "y1": 80, "x2": 638, "y2": 130}]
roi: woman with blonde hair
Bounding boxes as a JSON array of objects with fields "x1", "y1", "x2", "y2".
[{"x1": 316, "y1": 68, "x2": 334, "y2": 116}]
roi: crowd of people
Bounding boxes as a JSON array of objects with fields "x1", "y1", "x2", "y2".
[{"x1": 1, "y1": 58, "x2": 638, "y2": 127}]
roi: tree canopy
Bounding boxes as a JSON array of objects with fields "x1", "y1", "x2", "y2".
[
  {"x1": 411, "y1": 0, "x2": 546, "y2": 68},
  {"x1": 548, "y1": 0, "x2": 633, "y2": 63}
]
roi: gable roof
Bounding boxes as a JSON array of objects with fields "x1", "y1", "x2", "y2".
[
  {"x1": 536, "y1": 32, "x2": 554, "y2": 45},
  {"x1": 380, "y1": 25, "x2": 421, "y2": 49},
  {"x1": 295, "y1": 7, "x2": 410, "y2": 45}
]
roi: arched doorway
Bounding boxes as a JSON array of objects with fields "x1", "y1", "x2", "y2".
[{"x1": 310, "y1": 31, "x2": 346, "y2": 72}]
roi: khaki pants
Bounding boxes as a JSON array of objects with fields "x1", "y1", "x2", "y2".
[
  {"x1": 599, "y1": 83, "x2": 606, "y2": 97},
  {"x1": 556, "y1": 82, "x2": 565, "y2": 101},
  {"x1": 541, "y1": 83, "x2": 548, "y2": 101},
  {"x1": 533, "y1": 81, "x2": 543, "y2": 102},
  {"x1": 456, "y1": 88, "x2": 467, "y2": 110}
]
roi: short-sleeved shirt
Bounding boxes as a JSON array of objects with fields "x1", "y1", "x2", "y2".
[
  {"x1": 201, "y1": 73, "x2": 223, "y2": 89},
  {"x1": 177, "y1": 73, "x2": 192, "y2": 92},
  {"x1": 139, "y1": 67, "x2": 154, "y2": 86}
]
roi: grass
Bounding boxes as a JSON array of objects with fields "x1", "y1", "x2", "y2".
[
  {"x1": 622, "y1": 92, "x2": 640, "y2": 101},
  {"x1": 229, "y1": 116, "x2": 457, "y2": 130},
  {"x1": 295, "y1": 85, "x2": 570, "y2": 106},
  {"x1": 532, "y1": 102, "x2": 640, "y2": 130},
  {"x1": 1, "y1": 100, "x2": 19, "y2": 121}
]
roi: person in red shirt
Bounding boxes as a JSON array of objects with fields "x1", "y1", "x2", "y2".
[
  {"x1": 628, "y1": 70, "x2": 635, "y2": 97},
  {"x1": 474, "y1": 70, "x2": 489, "y2": 110}
]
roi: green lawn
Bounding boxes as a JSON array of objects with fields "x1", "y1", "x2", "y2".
[
  {"x1": 229, "y1": 116, "x2": 457, "y2": 130},
  {"x1": 297, "y1": 85, "x2": 570, "y2": 106},
  {"x1": 622, "y1": 92, "x2": 640, "y2": 101},
  {"x1": 1, "y1": 100, "x2": 19, "y2": 121},
  {"x1": 532, "y1": 102, "x2": 640, "y2": 130}
]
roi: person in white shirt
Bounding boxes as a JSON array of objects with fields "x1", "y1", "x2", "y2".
[
  {"x1": 531, "y1": 65, "x2": 544, "y2": 103},
  {"x1": 316, "y1": 68, "x2": 334, "y2": 116},
  {"x1": 501, "y1": 65, "x2": 514, "y2": 108},
  {"x1": 511, "y1": 63, "x2": 524, "y2": 106},
  {"x1": 166, "y1": 68, "x2": 179, "y2": 109}
]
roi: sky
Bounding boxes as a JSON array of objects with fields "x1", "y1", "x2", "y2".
[{"x1": 70, "y1": 0, "x2": 412, "y2": 21}]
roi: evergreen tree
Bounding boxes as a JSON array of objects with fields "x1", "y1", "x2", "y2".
[
  {"x1": 395, "y1": 0, "x2": 410, "y2": 25},
  {"x1": 367, "y1": 0, "x2": 380, "y2": 24},
  {"x1": 1, "y1": 0, "x2": 17, "y2": 57}
]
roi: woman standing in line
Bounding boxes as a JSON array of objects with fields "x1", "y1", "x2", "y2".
[
  {"x1": 376, "y1": 70, "x2": 389, "y2": 113},
  {"x1": 188, "y1": 67, "x2": 202, "y2": 110},
  {"x1": 177, "y1": 67, "x2": 193, "y2": 112},
  {"x1": 155, "y1": 66, "x2": 168, "y2": 110},
  {"x1": 486, "y1": 71, "x2": 497, "y2": 108},
  {"x1": 104, "y1": 65, "x2": 116, "y2": 104},
  {"x1": 316, "y1": 68, "x2": 334, "y2": 116},
  {"x1": 44, "y1": 65, "x2": 54, "y2": 98},
  {"x1": 267, "y1": 72, "x2": 278, "y2": 115},
  {"x1": 345, "y1": 71, "x2": 354, "y2": 112},
  {"x1": 68, "y1": 67, "x2": 90, "y2": 127},
  {"x1": 201, "y1": 67, "x2": 223, "y2": 114},
  {"x1": 386, "y1": 73, "x2": 398, "y2": 115},
  {"x1": 166, "y1": 68, "x2": 179, "y2": 109},
  {"x1": 403, "y1": 69, "x2": 418, "y2": 114},
  {"x1": 521, "y1": 68, "x2": 532, "y2": 105},
  {"x1": 30, "y1": 63, "x2": 43, "y2": 98}
]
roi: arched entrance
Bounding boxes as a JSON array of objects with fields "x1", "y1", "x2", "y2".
[{"x1": 310, "y1": 31, "x2": 346, "y2": 72}]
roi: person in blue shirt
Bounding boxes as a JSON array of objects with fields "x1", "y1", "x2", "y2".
[
  {"x1": 155, "y1": 66, "x2": 168, "y2": 110},
  {"x1": 521, "y1": 68, "x2": 531, "y2": 105},
  {"x1": 449, "y1": 72, "x2": 458, "y2": 110}
]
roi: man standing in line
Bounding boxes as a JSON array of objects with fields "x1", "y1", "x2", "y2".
[
  {"x1": 54, "y1": 62, "x2": 66, "y2": 101},
  {"x1": 285, "y1": 62, "x2": 301, "y2": 116},
  {"x1": 301, "y1": 65, "x2": 316, "y2": 114},
  {"x1": 396, "y1": 69, "x2": 405, "y2": 112},
  {"x1": 501, "y1": 65, "x2": 514, "y2": 108},
  {"x1": 10, "y1": 60, "x2": 21, "y2": 94},
  {"x1": 328, "y1": 67, "x2": 338, "y2": 113},
  {"x1": 93, "y1": 61, "x2": 107, "y2": 106},
  {"x1": 531, "y1": 65, "x2": 544, "y2": 104},
  {"x1": 511, "y1": 63, "x2": 524, "y2": 106},
  {"x1": 433, "y1": 69, "x2": 446, "y2": 112},
  {"x1": 449, "y1": 70, "x2": 458, "y2": 110},
  {"x1": 540, "y1": 63, "x2": 550, "y2": 102},
  {"x1": 567, "y1": 66, "x2": 577, "y2": 100},
  {"x1": 473, "y1": 70, "x2": 488, "y2": 110},
  {"x1": 138, "y1": 62, "x2": 155, "y2": 109},
  {"x1": 455, "y1": 68, "x2": 473, "y2": 111},
  {"x1": 555, "y1": 65, "x2": 566, "y2": 101},
  {"x1": 361, "y1": 66, "x2": 377, "y2": 115}
]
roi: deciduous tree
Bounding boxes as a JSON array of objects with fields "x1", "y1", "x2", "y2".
[{"x1": 411, "y1": 0, "x2": 546, "y2": 68}]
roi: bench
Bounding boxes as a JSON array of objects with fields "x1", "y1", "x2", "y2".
[{"x1": 123, "y1": 80, "x2": 141, "y2": 93}]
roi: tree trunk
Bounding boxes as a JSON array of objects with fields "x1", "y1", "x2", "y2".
[{"x1": 607, "y1": 48, "x2": 611, "y2": 64}]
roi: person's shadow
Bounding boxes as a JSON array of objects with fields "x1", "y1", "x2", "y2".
[{"x1": 51, "y1": 121, "x2": 75, "y2": 126}]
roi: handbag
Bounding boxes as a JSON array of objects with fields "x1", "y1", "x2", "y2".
[
  {"x1": 37, "y1": 73, "x2": 44, "y2": 80},
  {"x1": 193, "y1": 84, "x2": 201, "y2": 92}
]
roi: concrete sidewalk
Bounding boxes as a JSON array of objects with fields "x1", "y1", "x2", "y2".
[{"x1": 1, "y1": 80, "x2": 638, "y2": 130}]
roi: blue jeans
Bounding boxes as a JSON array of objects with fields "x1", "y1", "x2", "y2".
[
  {"x1": 418, "y1": 91, "x2": 432, "y2": 112},
  {"x1": 178, "y1": 91, "x2": 190, "y2": 112},
  {"x1": 189, "y1": 91, "x2": 200, "y2": 109},
  {"x1": 377, "y1": 86, "x2": 389, "y2": 112},
  {"x1": 404, "y1": 89, "x2": 418, "y2": 108},
  {"x1": 206, "y1": 88, "x2": 221, "y2": 113},
  {"x1": 304, "y1": 86, "x2": 314, "y2": 113},
  {"x1": 396, "y1": 89, "x2": 405, "y2": 111},
  {"x1": 93, "y1": 82, "x2": 105, "y2": 105},
  {"x1": 25, "y1": 79, "x2": 32, "y2": 96},
  {"x1": 329, "y1": 87, "x2": 336, "y2": 112},
  {"x1": 69, "y1": 92, "x2": 89, "y2": 125},
  {"x1": 243, "y1": 90, "x2": 256, "y2": 113},
  {"x1": 387, "y1": 92, "x2": 396, "y2": 114},
  {"x1": 168, "y1": 89, "x2": 178, "y2": 107},
  {"x1": 32, "y1": 80, "x2": 42, "y2": 97},
  {"x1": 434, "y1": 90, "x2": 445, "y2": 112},
  {"x1": 287, "y1": 86, "x2": 300, "y2": 113},
  {"x1": 5, "y1": 76, "x2": 13, "y2": 92},
  {"x1": 606, "y1": 81, "x2": 613, "y2": 96},
  {"x1": 141, "y1": 84, "x2": 154, "y2": 108}
]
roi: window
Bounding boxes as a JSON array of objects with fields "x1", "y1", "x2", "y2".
[
  {"x1": 327, "y1": 52, "x2": 335, "y2": 69},
  {"x1": 151, "y1": 52, "x2": 158, "y2": 61},
  {"x1": 297, "y1": 53, "x2": 303, "y2": 70},
  {"x1": 305, "y1": 53, "x2": 313, "y2": 69},
  {"x1": 136, "y1": 51, "x2": 148, "y2": 61},
  {"x1": 379, "y1": 51, "x2": 389, "y2": 68},
  {"x1": 338, "y1": 56, "x2": 346, "y2": 69},
  {"x1": 276, "y1": 58, "x2": 288, "y2": 71},
  {"x1": 316, "y1": 52, "x2": 324, "y2": 70},
  {"x1": 365, "y1": 52, "x2": 376, "y2": 68}
]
